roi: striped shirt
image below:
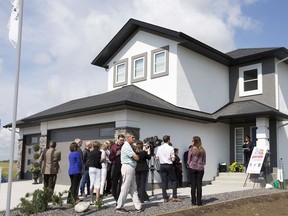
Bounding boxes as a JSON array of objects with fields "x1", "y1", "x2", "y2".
[{"x1": 121, "y1": 141, "x2": 136, "y2": 167}]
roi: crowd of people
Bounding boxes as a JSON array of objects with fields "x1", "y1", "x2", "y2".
[{"x1": 39, "y1": 133, "x2": 207, "y2": 213}]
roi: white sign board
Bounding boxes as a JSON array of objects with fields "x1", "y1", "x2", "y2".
[{"x1": 246, "y1": 147, "x2": 267, "y2": 174}]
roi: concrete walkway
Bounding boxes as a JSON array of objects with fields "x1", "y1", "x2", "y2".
[{"x1": 0, "y1": 180, "x2": 254, "y2": 211}]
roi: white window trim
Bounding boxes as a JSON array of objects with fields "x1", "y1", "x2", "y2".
[
  {"x1": 131, "y1": 52, "x2": 147, "y2": 83},
  {"x1": 239, "y1": 63, "x2": 263, "y2": 97},
  {"x1": 151, "y1": 46, "x2": 169, "y2": 79},
  {"x1": 113, "y1": 58, "x2": 128, "y2": 87}
]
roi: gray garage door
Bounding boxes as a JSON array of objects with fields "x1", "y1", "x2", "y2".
[{"x1": 49, "y1": 123, "x2": 115, "y2": 185}]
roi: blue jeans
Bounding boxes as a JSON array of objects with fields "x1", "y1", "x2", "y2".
[{"x1": 80, "y1": 167, "x2": 90, "y2": 195}]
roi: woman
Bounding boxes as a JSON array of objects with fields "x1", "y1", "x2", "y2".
[
  {"x1": 89, "y1": 140, "x2": 103, "y2": 204},
  {"x1": 242, "y1": 135, "x2": 254, "y2": 169},
  {"x1": 188, "y1": 136, "x2": 206, "y2": 206},
  {"x1": 100, "y1": 141, "x2": 109, "y2": 196},
  {"x1": 67, "y1": 142, "x2": 82, "y2": 205},
  {"x1": 135, "y1": 140, "x2": 151, "y2": 203}
]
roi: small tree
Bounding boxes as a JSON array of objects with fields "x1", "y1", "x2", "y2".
[
  {"x1": 29, "y1": 144, "x2": 41, "y2": 184},
  {"x1": 32, "y1": 144, "x2": 40, "y2": 152}
]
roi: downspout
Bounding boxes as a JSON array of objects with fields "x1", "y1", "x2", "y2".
[
  {"x1": 275, "y1": 57, "x2": 288, "y2": 182},
  {"x1": 277, "y1": 122, "x2": 288, "y2": 182},
  {"x1": 275, "y1": 57, "x2": 288, "y2": 110}
]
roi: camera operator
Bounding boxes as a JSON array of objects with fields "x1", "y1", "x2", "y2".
[{"x1": 135, "y1": 141, "x2": 151, "y2": 203}]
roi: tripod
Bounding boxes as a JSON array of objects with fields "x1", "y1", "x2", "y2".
[{"x1": 149, "y1": 156, "x2": 160, "y2": 196}]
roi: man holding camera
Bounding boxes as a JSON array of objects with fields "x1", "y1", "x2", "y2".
[{"x1": 156, "y1": 135, "x2": 182, "y2": 203}]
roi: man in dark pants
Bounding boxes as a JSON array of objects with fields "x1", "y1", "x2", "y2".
[
  {"x1": 156, "y1": 135, "x2": 181, "y2": 203},
  {"x1": 80, "y1": 141, "x2": 91, "y2": 197},
  {"x1": 183, "y1": 145, "x2": 192, "y2": 186},
  {"x1": 39, "y1": 141, "x2": 61, "y2": 201},
  {"x1": 109, "y1": 134, "x2": 125, "y2": 202}
]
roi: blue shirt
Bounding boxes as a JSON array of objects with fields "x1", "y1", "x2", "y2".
[
  {"x1": 121, "y1": 141, "x2": 136, "y2": 167},
  {"x1": 68, "y1": 151, "x2": 82, "y2": 175}
]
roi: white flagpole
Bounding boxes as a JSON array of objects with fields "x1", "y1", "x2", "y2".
[{"x1": 6, "y1": 0, "x2": 24, "y2": 215}]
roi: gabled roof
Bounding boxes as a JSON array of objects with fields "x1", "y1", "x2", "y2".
[
  {"x1": 8, "y1": 85, "x2": 215, "y2": 128},
  {"x1": 91, "y1": 18, "x2": 234, "y2": 68},
  {"x1": 6, "y1": 86, "x2": 288, "y2": 128},
  {"x1": 213, "y1": 100, "x2": 288, "y2": 123},
  {"x1": 91, "y1": 18, "x2": 288, "y2": 68}
]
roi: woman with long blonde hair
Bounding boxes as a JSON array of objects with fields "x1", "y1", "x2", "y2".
[{"x1": 187, "y1": 136, "x2": 206, "y2": 206}]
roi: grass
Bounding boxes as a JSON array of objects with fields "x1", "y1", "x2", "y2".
[{"x1": 0, "y1": 161, "x2": 18, "y2": 180}]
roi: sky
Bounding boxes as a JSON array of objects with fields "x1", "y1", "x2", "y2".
[{"x1": 0, "y1": 0, "x2": 287, "y2": 160}]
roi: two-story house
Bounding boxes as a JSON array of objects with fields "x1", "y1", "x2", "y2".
[{"x1": 7, "y1": 18, "x2": 288, "y2": 186}]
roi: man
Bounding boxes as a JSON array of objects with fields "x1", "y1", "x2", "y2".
[
  {"x1": 109, "y1": 134, "x2": 125, "y2": 202},
  {"x1": 39, "y1": 141, "x2": 61, "y2": 200},
  {"x1": 80, "y1": 141, "x2": 91, "y2": 197},
  {"x1": 115, "y1": 133, "x2": 143, "y2": 213},
  {"x1": 183, "y1": 145, "x2": 192, "y2": 186},
  {"x1": 156, "y1": 135, "x2": 181, "y2": 203},
  {"x1": 75, "y1": 138, "x2": 84, "y2": 162}
]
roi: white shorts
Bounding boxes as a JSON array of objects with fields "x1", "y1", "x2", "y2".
[{"x1": 89, "y1": 167, "x2": 101, "y2": 189}]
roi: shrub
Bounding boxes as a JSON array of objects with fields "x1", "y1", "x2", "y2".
[
  {"x1": 28, "y1": 166, "x2": 41, "y2": 173},
  {"x1": 18, "y1": 188, "x2": 67, "y2": 215},
  {"x1": 95, "y1": 197, "x2": 104, "y2": 209},
  {"x1": 229, "y1": 162, "x2": 244, "y2": 172}
]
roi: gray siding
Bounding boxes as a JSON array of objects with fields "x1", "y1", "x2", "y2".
[{"x1": 229, "y1": 58, "x2": 276, "y2": 108}]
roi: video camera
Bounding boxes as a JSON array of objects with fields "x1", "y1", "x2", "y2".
[{"x1": 143, "y1": 135, "x2": 162, "y2": 155}]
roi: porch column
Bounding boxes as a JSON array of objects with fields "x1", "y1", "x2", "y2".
[
  {"x1": 256, "y1": 117, "x2": 270, "y2": 150},
  {"x1": 39, "y1": 135, "x2": 47, "y2": 152},
  {"x1": 16, "y1": 139, "x2": 23, "y2": 179},
  {"x1": 38, "y1": 135, "x2": 47, "y2": 184}
]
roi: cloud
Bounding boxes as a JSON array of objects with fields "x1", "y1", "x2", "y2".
[{"x1": 32, "y1": 52, "x2": 52, "y2": 65}]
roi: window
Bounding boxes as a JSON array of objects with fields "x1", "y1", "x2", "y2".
[
  {"x1": 100, "y1": 128, "x2": 115, "y2": 138},
  {"x1": 151, "y1": 46, "x2": 169, "y2": 78},
  {"x1": 235, "y1": 127, "x2": 244, "y2": 163},
  {"x1": 113, "y1": 58, "x2": 128, "y2": 87},
  {"x1": 31, "y1": 137, "x2": 38, "y2": 144},
  {"x1": 28, "y1": 148, "x2": 31, "y2": 154},
  {"x1": 131, "y1": 53, "x2": 147, "y2": 83},
  {"x1": 239, "y1": 63, "x2": 262, "y2": 97}
]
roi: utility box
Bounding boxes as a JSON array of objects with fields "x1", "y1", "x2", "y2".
[{"x1": 219, "y1": 163, "x2": 227, "y2": 172}]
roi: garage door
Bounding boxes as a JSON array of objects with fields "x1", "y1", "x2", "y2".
[{"x1": 49, "y1": 123, "x2": 115, "y2": 185}]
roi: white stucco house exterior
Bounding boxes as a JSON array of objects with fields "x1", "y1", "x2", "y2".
[{"x1": 6, "y1": 19, "x2": 288, "y2": 186}]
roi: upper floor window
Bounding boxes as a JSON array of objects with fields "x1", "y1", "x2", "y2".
[
  {"x1": 113, "y1": 58, "x2": 128, "y2": 87},
  {"x1": 131, "y1": 52, "x2": 147, "y2": 83},
  {"x1": 151, "y1": 46, "x2": 169, "y2": 78},
  {"x1": 239, "y1": 63, "x2": 263, "y2": 97}
]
